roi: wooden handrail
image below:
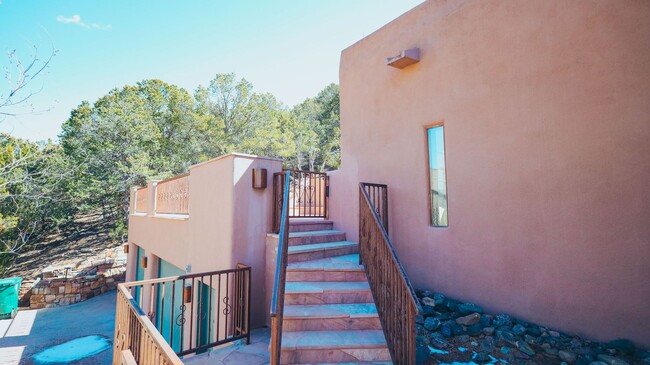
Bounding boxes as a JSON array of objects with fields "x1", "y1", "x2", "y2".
[
  {"x1": 113, "y1": 284, "x2": 183, "y2": 365},
  {"x1": 359, "y1": 182, "x2": 422, "y2": 365},
  {"x1": 270, "y1": 172, "x2": 291, "y2": 365}
]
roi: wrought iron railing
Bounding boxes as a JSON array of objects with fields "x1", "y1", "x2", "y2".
[
  {"x1": 270, "y1": 172, "x2": 290, "y2": 365},
  {"x1": 360, "y1": 182, "x2": 389, "y2": 233},
  {"x1": 273, "y1": 169, "x2": 328, "y2": 232},
  {"x1": 113, "y1": 266, "x2": 251, "y2": 364},
  {"x1": 359, "y1": 182, "x2": 422, "y2": 365}
]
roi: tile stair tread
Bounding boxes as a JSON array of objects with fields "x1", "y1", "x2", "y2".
[
  {"x1": 284, "y1": 303, "x2": 378, "y2": 319},
  {"x1": 268, "y1": 230, "x2": 345, "y2": 239},
  {"x1": 288, "y1": 241, "x2": 357, "y2": 255},
  {"x1": 281, "y1": 330, "x2": 388, "y2": 350},
  {"x1": 290, "y1": 219, "x2": 333, "y2": 225},
  {"x1": 287, "y1": 254, "x2": 363, "y2": 272},
  {"x1": 286, "y1": 281, "x2": 370, "y2": 294}
]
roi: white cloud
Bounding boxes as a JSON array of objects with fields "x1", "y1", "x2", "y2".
[{"x1": 56, "y1": 15, "x2": 111, "y2": 30}]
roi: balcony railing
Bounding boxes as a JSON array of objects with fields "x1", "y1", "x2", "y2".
[
  {"x1": 133, "y1": 174, "x2": 190, "y2": 216},
  {"x1": 113, "y1": 266, "x2": 251, "y2": 364},
  {"x1": 135, "y1": 187, "x2": 148, "y2": 214},
  {"x1": 155, "y1": 174, "x2": 189, "y2": 215}
]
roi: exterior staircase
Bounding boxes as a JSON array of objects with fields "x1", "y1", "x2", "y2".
[{"x1": 269, "y1": 219, "x2": 392, "y2": 364}]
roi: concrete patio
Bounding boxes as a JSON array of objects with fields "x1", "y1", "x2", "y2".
[
  {"x1": 0, "y1": 291, "x2": 116, "y2": 365},
  {"x1": 182, "y1": 328, "x2": 271, "y2": 365}
]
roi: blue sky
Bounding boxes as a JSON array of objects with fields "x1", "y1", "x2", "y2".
[{"x1": 0, "y1": 0, "x2": 423, "y2": 142}]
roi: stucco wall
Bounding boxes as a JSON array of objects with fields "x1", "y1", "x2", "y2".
[
  {"x1": 331, "y1": 0, "x2": 650, "y2": 346},
  {"x1": 127, "y1": 153, "x2": 283, "y2": 329}
]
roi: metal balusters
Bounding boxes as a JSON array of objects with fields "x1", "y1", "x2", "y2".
[{"x1": 359, "y1": 182, "x2": 422, "y2": 365}]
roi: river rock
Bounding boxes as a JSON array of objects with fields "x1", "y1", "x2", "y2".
[
  {"x1": 440, "y1": 322, "x2": 453, "y2": 337},
  {"x1": 467, "y1": 324, "x2": 482, "y2": 336},
  {"x1": 433, "y1": 292, "x2": 445, "y2": 301},
  {"x1": 424, "y1": 317, "x2": 441, "y2": 331},
  {"x1": 494, "y1": 314, "x2": 512, "y2": 328},
  {"x1": 516, "y1": 340, "x2": 535, "y2": 356},
  {"x1": 458, "y1": 303, "x2": 483, "y2": 315},
  {"x1": 607, "y1": 339, "x2": 635, "y2": 355},
  {"x1": 422, "y1": 296, "x2": 436, "y2": 307},
  {"x1": 588, "y1": 362, "x2": 608, "y2": 365},
  {"x1": 482, "y1": 326, "x2": 495, "y2": 336},
  {"x1": 474, "y1": 352, "x2": 490, "y2": 363},
  {"x1": 497, "y1": 330, "x2": 517, "y2": 345},
  {"x1": 512, "y1": 324, "x2": 526, "y2": 336},
  {"x1": 456, "y1": 313, "x2": 481, "y2": 326},
  {"x1": 430, "y1": 333, "x2": 449, "y2": 349},
  {"x1": 526, "y1": 326, "x2": 542, "y2": 337},
  {"x1": 596, "y1": 354, "x2": 629, "y2": 365},
  {"x1": 559, "y1": 350, "x2": 578, "y2": 364}
]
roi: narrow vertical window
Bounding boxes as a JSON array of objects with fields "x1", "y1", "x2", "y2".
[{"x1": 427, "y1": 125, "x2": 448, "y2": 226}]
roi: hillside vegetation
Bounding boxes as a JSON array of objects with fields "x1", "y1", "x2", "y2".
[{"x1": 0, "y1": 74, "x2": 340, "y2": 274}]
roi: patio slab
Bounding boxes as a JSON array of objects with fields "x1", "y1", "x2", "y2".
[
  {"x1": 182, "y1": 328, "x2": 270, "y2": 365},
  {"x1": 0, "y1": 291, "x2": 116, "y2": 365}
]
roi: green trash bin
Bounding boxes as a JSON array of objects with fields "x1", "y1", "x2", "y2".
[{"x1": 0, "y1": 277, "x2": 22, "y2": 319}]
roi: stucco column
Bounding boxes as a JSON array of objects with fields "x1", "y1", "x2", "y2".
[
  {"x1": 146, "y1": 180, "x2": 159, "y2": 216},
  {"x1": 129, "y1": 187, "x2": 138, "y2": 214}
]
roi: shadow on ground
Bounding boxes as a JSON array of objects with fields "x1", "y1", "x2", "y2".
[{"x1": 0, "y1": 290, "x2": 116, "y2": 365}]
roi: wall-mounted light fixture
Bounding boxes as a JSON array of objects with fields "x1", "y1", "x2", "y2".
[
  {"x1": 123, "y1": 244, "x2": 129, "y2": 254},
  {"x1": 387, "y1": 48, "x2": 420, "y2": 69},
  {"x1": 252, "y1": 168, "x2": 267, "y2": 189},
  {"x1": 183, "y1": 283, "x2": 193, "y2": 303},
  {"x1": 141, "y1": 256, "x2": 147, "y2": 269}
]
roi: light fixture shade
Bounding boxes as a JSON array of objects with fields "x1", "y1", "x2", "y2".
[
  {"x1": 141, "y1": 257, "x2": 147, "y2": 269},
  {"x1": 183, "y1": 283, "x2": 192, "y2": 303},
  {"x1": 252, "y1": 168, "x2": 267, "y2": 189},
  {"x1": 123, "y1": 244, "x2": 129, "y2": 254},
  {"x1": 387, "y1": 48, "x2": 420, "y2": 69}
]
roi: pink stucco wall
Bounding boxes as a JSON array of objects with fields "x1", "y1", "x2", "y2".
[
  {"x1": 127, "y1": 153, "x2": 283, "y2": 328},
  {"x1": 330, "y1": 0, "x2": 650, "y2": 346}
]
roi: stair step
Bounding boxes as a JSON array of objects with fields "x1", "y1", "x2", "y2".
[
  {"x1": 285, "y1": 281, "x2": 372, "y2": 305},
  {"x1": 290, "y1": 220, "x2": 334, "y2": 233},
  {"x1": 281, "y1": 330, "x2": 390, "y2": 364},
  {"x1": 283, "y1": 304, "x2": 381, "y2": 331},
  {"x1": 268, "y1": 230, "x2": 347, "y2": 246},
  {"x1": 288, "y1": 242, "x2": 358, "y2": 263},
  {"x1": 287, "y1": 254, "x2": 365, "y2": 282}
]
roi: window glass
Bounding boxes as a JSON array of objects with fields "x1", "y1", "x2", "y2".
[{"x1": 427, "y1": 126, "x2": 448, "y2": 226}]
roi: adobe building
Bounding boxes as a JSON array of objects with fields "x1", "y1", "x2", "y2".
[
  {"x1": 121, "y1": 1, "x2": 650, "y2": 363},
  {"x1": 329, "y1": 0, "x2": 650, "y2": 348}
]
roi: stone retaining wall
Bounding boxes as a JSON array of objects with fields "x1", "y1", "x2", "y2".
[{"x1": 29, "y1": 263, "x2": 125, "y2": 309}]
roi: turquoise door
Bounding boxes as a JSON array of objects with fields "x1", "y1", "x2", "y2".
[
  {"x1": 156, "y1": 259, "x2": 185, "y2": 353},
  {"x1": 196, "y1": 280, "x2": 215, "y2": 351},
  {"x1": 134, "y1": 246, "x2": 145, "y2": 303}
]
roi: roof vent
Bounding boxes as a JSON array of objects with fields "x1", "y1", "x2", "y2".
[{"x1": 386, "y1": 48, "x2": 420, "y2": 69}]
